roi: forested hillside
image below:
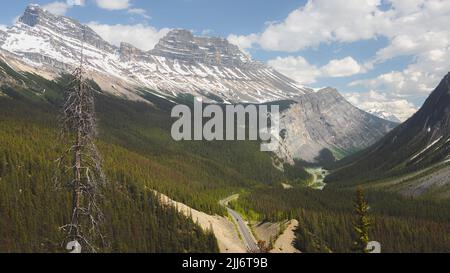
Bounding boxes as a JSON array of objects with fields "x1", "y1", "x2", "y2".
[
  {"x1": 0, "y1": 60, "x2": 297, "y2": 252},
  {"x1": 231, "y1": 187, "x2": 450, "y2": 253},
  {"x1": 325, "y1": 74, "x2": 450, "y2": 189},
  {"x1": 1, "y1": 61, "x2": 448, "y2": 253},
  {"x1": 0, "y1": 94, "x2": 226, "y2": 252}
]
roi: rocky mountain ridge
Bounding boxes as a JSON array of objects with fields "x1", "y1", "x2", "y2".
[
  {"x1": 0, "y1": 4, "x2": 397, "y2": 162},
  {"x1": 0, "y1": 5, "x2": 310, "y2": 103}
]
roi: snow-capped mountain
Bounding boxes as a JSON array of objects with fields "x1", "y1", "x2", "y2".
[
  {"x1": 0, "y1": 4, "x2": 309, "y2": 103},
  {"x1": 0, "y1": 5, "x2": 397, "y2": 163},
  {"x1": 366, "y1": 109, "x2": 401, "y2": 123}
]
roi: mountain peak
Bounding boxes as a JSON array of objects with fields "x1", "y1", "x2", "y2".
[
  {"x1": 164, "y1": 29, "x2": 195, "y2": 40},
  {"x1": 19, "y1": 4, "x2": 49, "y2": 26},
  {"x1": 162, "y1": 29, "x2": 229, "y2": 44},
  {"x1": 14, "y1": 4, "x2": 116, "y2": 54},
  {"x1": 318, "y1": 87, "x2": 339, "y2": 94},
  {"x1": 413, "y1": 73, "x2": 450, "y2": 129},
  {"x1": 316, "y1": 87, "x2": 344, "y2": 101},
  {"x1": 1, "y1": 8, "x2": 308, "y2": 103},
  {"x1": 444, "y1": 71, "x2": 450, "y2": 83},
  {"x1": 151, "y1": 28, "x2": 252, "y2": 66}
]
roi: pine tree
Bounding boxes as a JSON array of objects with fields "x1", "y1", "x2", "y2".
[{"x1": 352, "y1": 187, "x2": 371, "y2": 253}]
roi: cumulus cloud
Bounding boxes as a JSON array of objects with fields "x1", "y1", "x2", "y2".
[
  {"x1": 43, "y1": 0, "x2": 85, "y2": 16},
  {"x1": 344, "y1": 90, "x2": 418, "y2": 122},
  {"x1": 268, "y1": 55, "x2": 418, "y2": 121},
  {"x1": 229, "y1": 0, "x2": 450, "y2": 120},
  {"x1": 268, "y1": 56, "x2": 364, "y2": 84},
  {"x1": 87, "y1": 22, "x2": 170, "y2": 51},
  {"x1": 95, "y1": 0, "x2": 130, "y2": 10},
  {"x1": 350, "y1": 43, "x2": 450, "y2": 98},
  {"x1": 360, "y1": 1, "x2": 450, "y2": 99},
  {"x1": 94, "y1": 1, "x2": 151, "y2": 21},
  {"x1": 268, "y1": 56, "x2": 320, "y2": 85},
  {"x1": 252, "y1": 0, "x2": 388, "y2": 52},
  {"x1": 321, "y1": 57, "x2": 364, "y2": 77},
  {"x1": 227, "y1": 34, "x2": 259, "y2": 51}
]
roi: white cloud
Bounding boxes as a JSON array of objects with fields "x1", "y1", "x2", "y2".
[
  {"x1": 388, "y1": 0, "x2": 427, "y2": 15},
  {"x1": 360, "y1": 1, "x2": 450, "y2": 99},
  {"x1": 254, "y1": 0, "x2": 388, "y2": 52},
  {"x1": 95, "y1": 0, "x2": 130, "y2": 10},
  {"x1": 350, "y1": 44, "x2": 450, "y2": 97},
  {"x1": 43, "y1": 0, "x2": 85, "y2": 16},
  {"x1": 344, "y1": 90, "x2": 418, "y2": 122},
  {"x1": 67, "y1": 0, "x2": 85, "y2": 5},
  {"x1": 267, "y1": 56, "x2": 364, "y2": 84},
  {"x1": 227, "y1": 34, "x2": 259, "y2": 51},
  {"x1": 321, "y1": 57, "x2": 364, "y2": 77},
  {"x1": 267, "y1": 56, "x2": 419, "y2": 122},
  {"x1": 267, "y1": 56, "x2": 320, "y2": 85},
  {"x1": 43, "y1": 2, "x2": 70, "y2": 15},
  {"x1": 87, "y1": 22, "x2": 170, "y2": 51},
  {"x1": 229, "y1": 0, "x2": 449, "y2": 122},
  {"x1": 127, "y1": 8, "x2": 150, "y2": 19},
  {"x1": 95, "y1": 1, "x2": 150, "y2": 20},
  {"x1": 0, "y1": 25, "x2": 7, "y2": 32}
]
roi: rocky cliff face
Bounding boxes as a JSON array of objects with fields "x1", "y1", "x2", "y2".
[
  {"x1": 277, "y1": 88, "x2": 397, "y2": 163},
  {"x1": 151, "y1": 29, "x2": 252, "y2": 67}
]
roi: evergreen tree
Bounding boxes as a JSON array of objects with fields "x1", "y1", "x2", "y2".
[{"x1": 352, "y1": 187, "x2": 371, "y2": 253}]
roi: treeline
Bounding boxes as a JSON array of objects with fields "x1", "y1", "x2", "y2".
[{"x1": 233, "y1": 187, "x2": 450, "y2": 253}]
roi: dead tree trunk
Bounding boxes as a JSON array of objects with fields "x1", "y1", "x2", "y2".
[
  {"x1": 71, "y1": 128, "x2": 82, "y2": 241},
  {"x1": 56, "y1": 45, "x2": 107, "y2": 253}
]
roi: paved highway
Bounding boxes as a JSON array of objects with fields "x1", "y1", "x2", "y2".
[{"x1": 220, "y1": 195, "x2": 260, "y2": 253}]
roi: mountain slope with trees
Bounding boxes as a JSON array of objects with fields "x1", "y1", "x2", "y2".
[
  {"x1": 326, "y1": 73, "x2": 450, "y2": 197},
  {"x1": 0, "y1": 58, "x2": 305, "y2": 252},
  {"x1": 230, "y1": 186, "x2": 450, "y2": 253}
]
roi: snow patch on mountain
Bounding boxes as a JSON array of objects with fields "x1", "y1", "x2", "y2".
[{"x1": 0, "y1": 5, "x2": 309, "y2": 104}]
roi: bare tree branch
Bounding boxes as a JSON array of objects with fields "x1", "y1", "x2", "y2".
[{"x1": 54, "y1": 26, "x2": 108, "y2": 253}]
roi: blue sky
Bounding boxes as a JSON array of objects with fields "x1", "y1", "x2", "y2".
[
  {"x1": 1, "y1": 0, "x2": 450, "y2": 121},
  {"x1": 1, "y1": 0, "x2": 304, "y2": 36}
]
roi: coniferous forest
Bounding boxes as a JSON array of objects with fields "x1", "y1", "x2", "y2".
[
  {"x1": 0, "y1": 84, "x2": 220, "y2": 252},
  {"x1": 0, "y1": 62, "x2": 288, "y2": 252},
  {"x1": 230, "y1": 187, "x2": 450, "y2": 253},
  {"x1": 1, "y1": 61, "x2": 449, "y2": 253}
]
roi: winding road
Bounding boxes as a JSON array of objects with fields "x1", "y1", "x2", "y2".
[{"x1": 220, "y1": 195, "x2": 260, "y2": 253}]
